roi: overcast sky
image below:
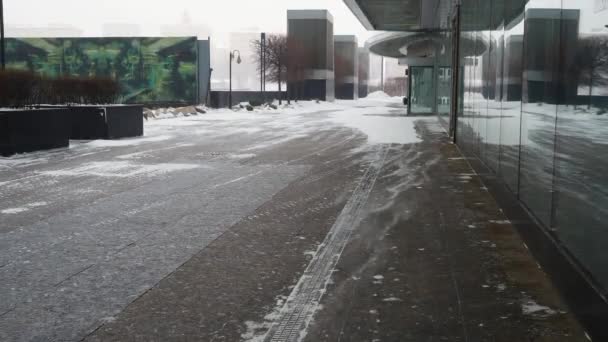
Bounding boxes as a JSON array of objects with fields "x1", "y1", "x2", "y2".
[{"x1": 4, "y1": 0, "x2": 375, "y2": 44}]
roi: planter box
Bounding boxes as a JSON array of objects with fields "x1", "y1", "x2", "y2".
[
  {"x1": 104, "y1": 105, "x2": 144, "y2": 139},
  {"x1": 43, "y1": 105, "x2": 144, "y2": 140},
  {"x1": 0, "y1": 108, "x2": 71, "y2": 157},
  {"x1": 68, "y1": 106, "x2": 108, "y2": 139}
]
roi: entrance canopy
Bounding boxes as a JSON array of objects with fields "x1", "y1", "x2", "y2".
[
  {"x1": 346, "y1": 0, "x2": 523, "y2": 59},
  {"x1": 343, "y1": 0, "x2": 452, "y2": 31}
]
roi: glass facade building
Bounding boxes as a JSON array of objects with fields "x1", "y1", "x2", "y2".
[
  {"x1": 455, "y1": 0, "x2": 608, "y2": 293},
  {"x1": 346, "y1": 0, "x2": 608, "y2": 335}
]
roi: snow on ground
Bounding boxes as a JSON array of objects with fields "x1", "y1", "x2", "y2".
[
  {"x1": 521, "y1": 300, "x2": 557, "y2": 317},
  {"x1": 40, "y1": 161, "x2": 201, "y2": 178},
  {"x1": 78, "y1": 135, "x2": 174, "y2": 148},
  {"x1": 0, "y1": 97, "x2": 425, "y2": 175},
  {"x1": 328, "y1": 102, "x2": 427, "y2": 145}
]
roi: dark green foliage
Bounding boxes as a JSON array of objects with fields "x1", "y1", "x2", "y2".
[
  {"x1": 0, "y1": 69, "x2": 121, "y2": 107},
  {"x1": 0, "y1": 70, "x2": 39, "y2": 108}
]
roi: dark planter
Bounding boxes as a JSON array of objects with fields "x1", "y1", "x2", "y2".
[
  {"x1": 0, "y1": 108, "x2": 71, "y2": 157},
  {"x1": 104, "y1": 105, "x2": 144, "y2": 139},
  {"x1": 68, "y1": 106, "x2": 108, "y2": 139},
  {"x1": 45, "y1": 105, "x2": 144, "y2": 140}
]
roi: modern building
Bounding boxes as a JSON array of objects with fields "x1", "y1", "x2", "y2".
[
  {"x1": 344, "y1": 0, "x2": 608, "y2": 339},
  {"x1": 334, "y1": 35, "x2": 358, "y2": 99},
  {"x1": 5, "y1": 24, "x2": 83, "y2": 37},
  {"x1": 160, "y1": 11, "x2": 212, "y2": 38},
  {"x1": 358, "y1": 47, "x2": 370, "y2": 98},
  {"x1": 102, "y1": 23, "x2": 142, "y2": 37},
  {"x1": 286, "y1": 10, "x2": 335, "y2": 101}
]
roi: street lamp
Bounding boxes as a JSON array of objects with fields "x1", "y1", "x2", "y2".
[{"x1": 229, "y1": 50, "x2": 242, "y2": 108}]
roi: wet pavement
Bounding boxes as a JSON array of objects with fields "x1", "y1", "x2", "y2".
[{"x1": 0, "y1": 98, "x2": 588, "y2": 341}]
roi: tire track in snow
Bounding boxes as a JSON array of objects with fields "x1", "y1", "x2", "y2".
[{"x1": 262, "y1": 144, "x2": 390, "y2": 342}]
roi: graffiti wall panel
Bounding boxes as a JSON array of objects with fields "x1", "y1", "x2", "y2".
[{"x1": 6, "y1": 37, "x2": 198, "y2": 104}]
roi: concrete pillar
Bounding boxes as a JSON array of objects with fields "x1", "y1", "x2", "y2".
[
  {"x1": 334, "y1": 35, "x2": 358, "y2": 100},
  {"x1": 358, "y1": 47, "x2": 370, "y2": 98},
  {"x1": 287, "y1": 10, "x2": 335, "y2": 101}
]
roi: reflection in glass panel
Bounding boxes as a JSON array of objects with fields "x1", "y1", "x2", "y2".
[
  {"x1": 498, "y1": 16, "x2": 524, "y2": 193},
  {"x1": 485, "y1": 0, "x2": 505, "y2": 172},
  {"x1": 410, "y1": 67, "x2": 434, "y2": 113},
  {"x1": 555, "y1": 0, "x2": 608, "y2": 290},
  {"x1": 479, "y1": 25, "x2": 491, "y2": 165},
  {"x1": 457, "y1": 0, "x2": 479, "y2": 152},
  {"x1": 438, "y1": 67, "x2": 452, "y2": 115},
  {"x1": 518, "y1": 1, "x2": 562, "y2": 227},
  {"x1": 472, "y1": 28, "x2": 483, "y2": 155}
]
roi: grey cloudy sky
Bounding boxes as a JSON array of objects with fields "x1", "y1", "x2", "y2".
[{"x1": 5, "y1": 0, "x2": 374, "y2": 43}]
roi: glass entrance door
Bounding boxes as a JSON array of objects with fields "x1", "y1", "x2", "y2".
[{"x1": 409, "y1": 67, "x2": 435, "y2": 114}]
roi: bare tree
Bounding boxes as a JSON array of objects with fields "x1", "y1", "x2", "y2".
[
  {"x1": 575, "y1": 35, "x2": 608, "y2": 109},
  {"x1": 251, "y1": 34, "x2": 288, "y2": 104}
]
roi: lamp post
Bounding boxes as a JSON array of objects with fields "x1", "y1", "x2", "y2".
[
  {"x1": 0, "y1": 0, "x2": 5, "y2": 70},
  {"x1": 229, "y1": 49, "x2": 241, "y2": 108}
]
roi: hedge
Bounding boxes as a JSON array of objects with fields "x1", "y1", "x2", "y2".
[{"x1": 0, "y1": 70, "x2": 120, "y2": 108}]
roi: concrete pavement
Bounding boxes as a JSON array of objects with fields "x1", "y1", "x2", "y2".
[{"x1": 0, "y1": 99, "x2": 587, "y2": 341}]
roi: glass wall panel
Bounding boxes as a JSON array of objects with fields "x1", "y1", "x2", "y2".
[
  {"x1": 518, "y1": 0, "x2": 562, "y2": 227},
  {"x1": 479, "y1": 25, "x2": 491, "y2": 165},
  {"x1": 456, "y1": 0, "x2": 608, "y2": 295},
  {"x1": 460, "y1": 1, "x2": 469, "y2": 148},
  {"x1": 410, "y1": 67, "x2": 435, "y2": 113},
  {"x1": 555, "y1": 0, "x2": 608, "y2": 289},
  {"x1": 438, "y1": 67, "x2": 452, "y2": 115},
  {"x1": 438, "y1": 30, "x2": 453, "y2": 117},
  {"x1": 472, "y1": 21, "x2": 483, "y2": 155},
  {"x1": 498, "y1": 13, "x2": 525, "y2": 193},
  {"x1": 485, "y1": 0, "x2": 505, "y2": 172}
]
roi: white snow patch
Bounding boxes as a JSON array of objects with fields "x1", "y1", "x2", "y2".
[
  {"x1": 0, "y1": 156, "x2": 49, "y2": 168},
  {"x1": 241, "y1": 296, "x2": 287, "y2": 341},
  {"x1": 243, "y1": 134, "x2": 308, "y2": 151},
  {"x1": 82, "y1": 135, "x2": 173, "y2": 148},
  {"x1": 27, "y1": 202, "x2": 48, "y2": 207},
  {"x1": 40, "y1": 161, "x2": 201, "y2": 178},
  {"x1": 116, "y1": 143, "x2": 195, "y2": 160},
  {"x1": 227, "y1": 153, "x2": 256, "y2": 160},
  {"x1": 489, "y1": 220, "x2": 511, "y2": 225},
  {"x1": 1, "y1": 207, "x2": 29, "y2": 214},
  {"x1": 328, "y1": 106, "x2": 428, "y2": 145},
  {"x1": 367, "y1": 91, "x2": 390, "y2": 99},
  {"x1": 382, "y1": 297, "x2": 403, "y2": 302},
  {"x1": 522, "y1": 300, "x2": 557, "y2": 317}
]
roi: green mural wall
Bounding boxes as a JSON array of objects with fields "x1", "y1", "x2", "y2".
[{"x1": 6, "y1": 37, "x2": 198, "y2": 104}]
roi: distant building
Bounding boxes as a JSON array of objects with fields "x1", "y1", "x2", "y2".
[
  {"x1": 287, "y1": 10, "x2": 335, "y2": 101},
  {"x1": 160, "y1": 10, "x2": 212, "y2": 38},
  {"x1": 6, "y1": 24, "x2": 83, "y2": 37},
  {"x1": 358, "y1": 48, "x2": 370, "y2": 98},
  {"x1": 102, "y1": 23, "x2": 142, "y2": 37},
  {"x1": 334, "y1": 35, "x2": 358, "y2": 99}
]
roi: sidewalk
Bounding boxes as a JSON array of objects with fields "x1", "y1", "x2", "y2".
[{"x1": 84, "y1": 118, "x2": 587, "y2": 341}]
